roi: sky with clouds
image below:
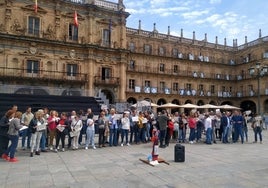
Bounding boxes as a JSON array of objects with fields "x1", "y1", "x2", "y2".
[{"x1": 111, "y1": 0, "x2": 268, "y2": 46}]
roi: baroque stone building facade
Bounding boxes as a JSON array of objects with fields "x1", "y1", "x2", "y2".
[{"x1": 0, "y1": 0, "x2": 268, "y2": 114}]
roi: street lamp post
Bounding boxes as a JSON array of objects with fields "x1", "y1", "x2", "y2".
[{"x1": 248, "y1": 62, "x2": 268, "y2": 115}]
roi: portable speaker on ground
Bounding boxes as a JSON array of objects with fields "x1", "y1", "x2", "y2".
[{"x1": 174, "y1": 144, "x2": 185, "y2": 162}]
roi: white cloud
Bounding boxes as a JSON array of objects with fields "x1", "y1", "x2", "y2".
[
  {"x1": 209, "y1": 0, "x2": 221, "y2": 4},
  {"x1": 181, "y1": 10, "x2": 210, "y2": 19}
]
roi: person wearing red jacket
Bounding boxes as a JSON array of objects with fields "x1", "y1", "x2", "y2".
[
  {"x1": 165, "y1": 116, "x2": 174, "y2": 147},
  {"x1": 47, "y1": 110, "x2": 59, "y2": 151},
  {"x1": 188, "y1": 111, "x2": 197, "y2": 144}
]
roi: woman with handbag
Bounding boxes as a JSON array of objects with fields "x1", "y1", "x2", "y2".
[
  {"x1": 97, "y1": 112, "x2": 106, "y2": 148},
  {"x1": 29, "y1": 110, "x2": 46, "y2": 157},
  {"x1": 70, "y1": 115, "x2": 83, "y2": 150}
]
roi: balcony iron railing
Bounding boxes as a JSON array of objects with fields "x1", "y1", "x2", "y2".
[
  {"x1": 126, "y1": 86, "x2": 268, "y2": 98},
  {"x1": 94, "y1": 76, "x2": 120, "y2": 86},
  {"x1": 0, "y1": 67, "x2": 88, "y2": 83}
]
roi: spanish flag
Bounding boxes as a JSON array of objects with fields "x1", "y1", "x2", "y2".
[
  {"x1": 34, "y1": 0, "x2": 38, "y2": 13},
  {"x1": 74, "y1": 10, "x2": 79, "y2": 27}
]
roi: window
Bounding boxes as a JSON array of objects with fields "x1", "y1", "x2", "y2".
[
  {"x1": 129, "y1": 42, "x2": 135, "y2": 52},
  {"x1": 264, "y1": 51, "x2": 268, "y2": 58},
  {"x1": 69, "y1": 24, "x2": 78, "y2": 41},
  {"x1": 67, "y1": 64, "x2": 78, "y2": 76},
  {"x1": 27, "y1": 60, "x2": 39, "y2": 73},
  {"x1": 145, "y1": 80, "x2": 151, "y2": 87},
  {"x1": 101, "y1": 67, "x2": 111, "y2": 80},
  {"x1": 160, "y1": 82, "x2": 165, "y2": 92},
  {"x1": 159, "y1": 63, "x2": 165, "y2": 72},
  {"x1": 28, "y1": 16, "x2": 40, "y2": 36},
  {"x1": 210, "y1": 85, "x2": 215, "y2": 94},
  {"x1": 103, "y1": 29, "x2": 111, "y2": 46},
  {"x1": 248, "y1": 85, "x2": 254, "y2": 96},
  {"x1": 172, "y1": 48, "x2": 178, "y2": 57},
  {"x1": 199, "y1": 84, "x2": 204, "y2": 91},
  {"x1": 129, "y1": 60, "x2": 135, "y2": 70},
  {"x1": 186, "y1": 83, "x2": 192, "y2": 90},
  {"x1": 173, "y1": 65, "x2": 178, "y2": 73},
  {"x1": 222, "y1": 86, "x2": 226, "y2": 92},
  {"x1": 129, "y1": 79, "x2": 135, "y2": 89},
  {"x1": 173, "y1": 82, "x2": 178, "y2": 91},
  {"x1": 144, "y1": 44, "x2": 152, "y2": 54},
  {"x1": 159, "y1": 47, "x2": 165, "y2": 56}
]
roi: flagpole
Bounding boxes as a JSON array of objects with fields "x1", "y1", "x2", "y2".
[
  {"x1": 109, "y1": 19, "x2": 112, "y2": 47},
  {"x1": 34, "y1": 0, "x2": 38, "y2": 13}
]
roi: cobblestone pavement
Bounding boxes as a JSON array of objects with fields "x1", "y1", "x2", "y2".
[{"x1": 1, "y1": 129, "x2": 268, "y2": 188}]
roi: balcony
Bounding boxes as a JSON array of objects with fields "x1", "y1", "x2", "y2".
[
  {"x1": 94, "y1": 76, "x2": 120, "y2": 86},
  {"x1": 0, "y1": 67, "x2": 88, "y2": 84},
  {"x1": 127, "y1": 65, "x2": 245, "y2": 80}
]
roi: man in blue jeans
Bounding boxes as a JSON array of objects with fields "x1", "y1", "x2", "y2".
[
  {"x1": 231, "y1": 110, "x2": 244, "y2": 144},
  {"x1": 109, "y1": 108, "x2": 118, "y2": 146},
  {"x1": 221, "y1": 111, "x2": 231, "y2": 143},
  {"x1": 21, "y1": 107, "x2": 34, "y2": 149},
  {"x1": 204, "y1": 113, "x2": 212, "y2": 144}
]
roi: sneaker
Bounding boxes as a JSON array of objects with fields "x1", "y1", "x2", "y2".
[
  {"x1": 127, "y1": 143, "x2": 130, "y2": 146},
  {"x1": 62, "y1": 148, "x2": 65, "y2": 152},
  {"x1": 93, "y1": 146, "x2": 96, "y2": 150},
  {"x1": 1, "y1": 153, "x2": 9, "y2": 160},
  {"x1": 49, "y1": 147, "x2": 53, "y2": 151},
  {"x1": 21, "y1": 147, "x2": 26, "y2": 150},
  {"x1": 121, "y1": 143, "x2": 123, "y2": 147},
  {"x1": 57, "y1": 147, "x2": 59, "y2": 150},
  {"x1": 85, "y1": 147, "x2": 88, "y2": 150},
  {"x1": 30, "y1": 152, "x2": 33, "y2": 157},
  {"x1": 9, "y1": 157, "x2": 18, "y2": 162},
  {"x1": 55, "y1": 149, "x2": 58, "y2": 153}
]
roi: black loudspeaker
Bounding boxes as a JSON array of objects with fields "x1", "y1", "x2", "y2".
[{"x1": 174, "y1": 144, "x2": 185, "y2": 162}]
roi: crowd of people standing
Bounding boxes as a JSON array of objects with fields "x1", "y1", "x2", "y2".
[{"x1": 0, "y1": 104, "x2": 265, "y2": 163}]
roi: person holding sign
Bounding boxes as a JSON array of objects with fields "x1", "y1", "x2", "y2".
[
  {"x1": 29, "y1": 111, "x2": 46, "y2": 157},
  {"x1": 109, "y1": 108, "x2": 118, "y2": 146},
  {"x1": 55, "y1": 112, "x2": 69, "y2": 152},
  {"x1": 120, "y1": 112, "x2": 130, "y2": 146}
]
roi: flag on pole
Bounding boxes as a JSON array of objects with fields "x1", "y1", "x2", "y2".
[
  {"x1": 74, "y1": 10, "x2": 79, "y2": 27},
  {"x1": 34, "y1": 0, "x2": 38, "y2": 13},
  {"x1": 109, "y1": 19, "x2": 112, "y2": 34}
]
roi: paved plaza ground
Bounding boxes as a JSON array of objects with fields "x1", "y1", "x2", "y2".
[{"x1": 1, "y1": 129, "x2": 268, "y2": 188}]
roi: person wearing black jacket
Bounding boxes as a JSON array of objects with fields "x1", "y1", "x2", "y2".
[
  {"x1": 55, "y1": 112, "x2": 69, "y2": 152},
  {"x1": 157, "y1": 110, "x2": 169, "y2": 148},
  {"x1": 0, "y1": 110, "x2": 15, "y2": 157}
]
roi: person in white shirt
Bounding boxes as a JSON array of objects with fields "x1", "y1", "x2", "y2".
[
  {"x1": 85, "y1": 117, "x2": 96, "y2": 150},
  {"x1": 70, "y1": 115, "x2": 83, "y2": 149},
  {"x1": 120, "y1": 112, "x2": 130, "y2": 146},
  {"x1": 204, "y1": 113, "x2": 212, "y2": 144}
]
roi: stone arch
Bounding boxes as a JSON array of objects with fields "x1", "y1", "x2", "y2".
[
  {"x1": 61, "y1": 89, "x2": 81, "y2": 96},
  {"x1": 220, "y1": 101, "x2": 233, "y2": 105},
  {"x1": 241, "y1": 100, "x2": 256, "y2": 114},
  {"x1": 127, "y1": 97, "x2": 137, "y2": 105},
  {"x1": 101, "y1": 89, "x2": 115, "y2": 105},
  {"x1": 157, "y1": 98, "x2": 167, "y2": 106},
  {"x1": 185, "y1": 99, "x2": 193, "y2": 104},
  {"x1": 209, "y1": 100, "x2": 217, "y2": 105},
  {"x1": 264, "y1": 99, "x2": 268, "y2": 113},
  {"x1": 197, "y1": 100, "x2": 204, "y2": 106},
  {"x1": 171, "y1": 99, "x2": 180, "y2": 105}
]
